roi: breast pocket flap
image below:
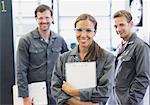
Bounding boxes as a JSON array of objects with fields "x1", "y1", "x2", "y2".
[
  {"x1": 29, "y1": 48, "x2": 44, "y2": 53},
  {"x1": 122, "y1": 56, "x2": 131, "y2": 61},
  {"x1": 52, "y1": 47, "x2": 62, "y2": 53}
]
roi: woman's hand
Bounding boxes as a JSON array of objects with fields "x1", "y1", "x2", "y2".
[
  {"x1": 62, "y1": 81, "x2": 80, "y2": 96},
  {"x1": 67, "y1": 97, "x2": 93, "y2": 105},
  {"x1": 62, "y1": 81, "x2": 94, "y2": 105}
]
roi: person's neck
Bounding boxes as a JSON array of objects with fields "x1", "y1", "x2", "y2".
[
  {"x1": 38, "y1": 29, "x2": 50, "y2": 41},
  {"x1": 123, "y1": 32, "x2": 133, "y2": 42},
  {"x1": 79, "y1": 46, "x2": 89, "y2": 61}
]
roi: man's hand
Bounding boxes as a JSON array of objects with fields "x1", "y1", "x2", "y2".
[
  {"x1": 23, "y1": 97, "x2": 34, "y2": 105},
  {"x1": 62, "y1": 81, "x2": 80, "y2": 96}
]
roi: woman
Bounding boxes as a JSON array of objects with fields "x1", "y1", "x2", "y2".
[{"x1": 51, "y1": 13, "x2": 115, "y2": 105}]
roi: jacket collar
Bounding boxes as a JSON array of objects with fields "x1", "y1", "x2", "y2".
[
  {"x1": 117, "y1": 33, "x2": 137, "y2": 56},
  {"x1": 127, "y1": 32, "x2": 137, "y2": 45},
  {"x1": 70, "y1": 46, "x2": 79, "y2": 56},
  {"x1": 31, "y1": 28, "x2": 57, "y2": 39}
]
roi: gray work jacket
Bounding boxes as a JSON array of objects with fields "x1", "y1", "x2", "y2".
[
  {"x1": 51, "y1": 46, "x2": 115, "y2": 105},
  {"x1": 113, "y1": 33, "x2": 150, "y2": 105},
  {"x1": 17, "y1": 28, "x2": 68, "y2": 97}
]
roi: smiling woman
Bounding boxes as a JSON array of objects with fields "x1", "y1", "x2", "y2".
[
  {"x1": 75, "y1": 21, "x2": 96, "y2": 51},
  {"x1": 51, "y1": 13, "x2": 115, "y2": 105}
]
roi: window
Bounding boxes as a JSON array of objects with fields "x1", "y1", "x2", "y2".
[{"x1": 58, "y1": 0, "x2": 112, "y2": 50}]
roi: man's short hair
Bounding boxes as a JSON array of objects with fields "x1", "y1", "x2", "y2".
[
  {"x1": 34, "y1": 4, "x2": 53, "y2": 18},
  {"x1": 113, "y1": 10, "x2": 132, "y2": 23}
]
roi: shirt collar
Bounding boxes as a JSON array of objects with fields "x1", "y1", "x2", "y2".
[{"x1": 31, "y1": 28, "x2": 57, "y2": 39}]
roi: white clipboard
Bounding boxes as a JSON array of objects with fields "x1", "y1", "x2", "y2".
[
  {"x1": 66, "y1": 62, "x2": 96, "y2": 89},
  {"x1": 13, "y1": 81, "x2": 48, "y2": 105}
]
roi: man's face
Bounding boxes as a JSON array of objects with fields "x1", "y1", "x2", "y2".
[
  {"x1": 113, "y1": 16, "x2": 133, "y2": 41},
  {"x1": 36, "y1": 10, "x2": 53, "y2": 32}
]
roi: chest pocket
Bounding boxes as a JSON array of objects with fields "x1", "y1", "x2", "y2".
[
  {"x1": 29, "y1": 48, "x2": 44, "y2": 53},
  {"x1": 120, "y1": 52, "x2": 133, "y2": 70},
  {"x1": 29, "y1": 48, "x2": 45, "y2": 65},
  {"x1": 120, "y1": 55, "x2": 135, "y2": 80},
  {"x1": 119, "y1": 47, "x2": 133, "y2": 62},
  {"x1": 51, "y1": 47, "x2": 62, "y2": 60},
  {"x1": 122, "y1": 56, "x2": 132, "y2": 62},
  {"x1": 51, "y1": 47, "x2": 62, "y2": 53}
]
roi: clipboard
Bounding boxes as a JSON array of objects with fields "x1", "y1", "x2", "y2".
[
  {"x1": 66, "y1": 62, "x2": 96, "y2": 89},
  {"x1": 13, "y1": 81, "x2": 48, "y2": 105}
]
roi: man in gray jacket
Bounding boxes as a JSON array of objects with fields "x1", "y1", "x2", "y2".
[
  {"x1": 109, "y1": 10, "x2": 150, "y2": 105},
  {"x1": 16, "y1": 4, "x2": 68, "y2": 105}
]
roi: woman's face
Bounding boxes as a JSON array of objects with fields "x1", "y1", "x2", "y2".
[{"x1": 75, "y1": 20, "x2": 96, "y2": 49}]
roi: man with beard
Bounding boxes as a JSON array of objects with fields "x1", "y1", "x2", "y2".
[{"x1": 16, "y1": 4, "x2": 68, "y2": 105}]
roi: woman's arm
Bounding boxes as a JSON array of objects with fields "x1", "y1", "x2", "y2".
[
  {"x1": 79, "y1": 53, "x2": 115, "y2": 103},
  {"x1": 67, "y1": 97, "x2": 93, "y2": 105},
  {"x1": 51, "y1": 55, "x2": 71, "y2": 105}
]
